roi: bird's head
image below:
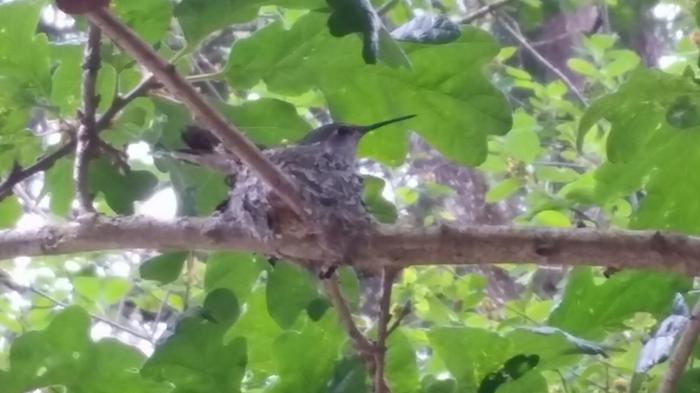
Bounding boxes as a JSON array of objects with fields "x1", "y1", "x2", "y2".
[{"x1": 298, "y1": 114, "x2": 416, "y2": 157}]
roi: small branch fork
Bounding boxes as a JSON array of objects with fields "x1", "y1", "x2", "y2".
[
  {"x1": 73, "y1": 24, "x2": 102, "y2": 213},
  {"x1": 0, "y1": 75, "x2": 156, "y2": 203},
  {"x1": 324, "y1": 268, "x2": 401, "y2": 393}
]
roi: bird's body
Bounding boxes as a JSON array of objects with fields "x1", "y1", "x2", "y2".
[
  {"x1": 175, "y1": 115, "x2": 416, "y2": 265},
  {"x1": 226, "y1": 142, "x2": 370, "y2": 249}
]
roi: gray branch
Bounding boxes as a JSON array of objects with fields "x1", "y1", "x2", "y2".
[{"x1": 1, "y1": 216, "x2": 699, "y2": 275}]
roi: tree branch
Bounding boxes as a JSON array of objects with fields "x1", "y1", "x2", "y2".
[
  {"x1": 0, "y1": 143, "x2": 75, "y2": 201},
  {"x1": 657, "y1": 297, "x2": 700, "y2": 393},
  {"x1": 73, "y1": 24, "x2": 102, "y2": 212},
  {"x1": 85, "y1": 8, "x2": 308, "y2": 218},
  {"x1": 374, "y1": 268, "x2": 398, "y2": 393},
  {"x1": 2, "y1": 217, "x2": 700, "y2": 275},
  {"x1": 386, "y1": 302, "x2": 410, "y2": 336},
  {"x1": 323, "y1": 277, "x2": 376, "y2": 354},
  {"x1": 460, "y1": 0, "x2": 516, "y2": 24}
]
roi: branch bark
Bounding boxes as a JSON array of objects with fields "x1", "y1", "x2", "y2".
[
  {"x1": 657, "y1": 297, "x2": 700, "y2": 393},
  {"x1": 73, "y1": 24, "x2": 102, "y2": 212},
  {"x1": 85, "y1": 8, "x2": 308, "y2": 218},
  {"x1": 2, "y1": 217, "x2": 700, "y2": 276}
]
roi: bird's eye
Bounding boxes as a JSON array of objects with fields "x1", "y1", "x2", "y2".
[{"x1": 336, "y1": 126, "x2": 351, "y2": 136}]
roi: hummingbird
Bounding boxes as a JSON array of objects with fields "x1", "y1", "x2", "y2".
[{"x1": 173, "y1": 114, "x2": 416, "y2": 269}]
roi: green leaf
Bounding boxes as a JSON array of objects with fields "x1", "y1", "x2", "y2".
[
  {"x1": 0, "y1": 196, "x2": 21, "y2": 228},
  {"x1": 385, "y1": 330, "x2": 420, "y2": 393},
  {"x1": 548, "y1": 268, "x2": 691, "y2": 338},
  {"x1": 75, "y1": 339, "x2": 171, "y2": 393},
  {"x1": 495, "y1": 372, "x2": 547, "y2": 393},
  {"x1": 327, "y1": 356, "x2": 369, "y2": 393},
  {"x1": 204, "y1": 252, "x2": 264, "y2": 301},
  {"x1": 677, "y1": 368, "x2": 700, "y2": 393},
  {"x1": 567, "y1": 58, "x2": 597, "y2": 76},
  {"x1": 530, "y1": 210, "x2": 571, "y2": 228},
  {"x1": 174, "y1": 0, "x2": 323, "y2": 45},
  {"x1": 1, "y1": 306, "x2": 91, "y2": 392},
  {"x1": 88, "y1": 158, "x2": 158, "y2": 215},
  {"x1": 485, "y1": 178, "x2": 521, "y2": 203},
  {"x1": 422, "y1": 376, "x2": 457, "y2": 393},
  {"x1": 507, "y1": 327, "x2": 605, "y2": 370},
  {"x1": 0, "y1": 306, "x2": 167, "y2": 393},
  {"x1": 43, "y1": 158, "x2": 74, "y2": 215},
  {"x1": 429, "y1": 327, "x2": 510, "y2": 389},
  {"x1": 362, "y1": 175, "x2": 398, "y2": 223},
  {"x1": 266, "y1": 262, "x2": 319, "y2": 328},
  {"x1": 155, "y1": 156, "x2": 228, "y2": 216},
  {"x1": 203, "y1": 288, "x2": 240, "y2": 325},
  {"x1": 74, "y1": 277, "x2": 132, "y2": 305},
  {"x1": 226, "y1": 13, "x2": 511, "y2": 166},
  {"x1": 114, "y1": 0, "x2": 173, "y2": 44},
  {"x1": 225, "y1": 287, "x2": 282, "y2": 373},
  {"x1": 534, "y1": 166, "x2": 579, "y2": 183},
  {"x1": 143, "y1": 324, "x2": 247, "y2": 393},
  {"x1": 272, "y1": 313, "x2": 344, "y2": 393},
  {"x1": 102, "y1": 277, "x2": 132, "y2": 304},
  {"x1": 603, "y1": 50, "x2": 640, "y2": 77},
  {"x1": 337, "y1": 267, "x2": 361, "y2": 310},
  {"x1": 140, "y1": 252, "x2": 189, "y2": 284},
  {"x1": 220, "y1": 98, "x2": 311, "y2": 146},
  {"x1": 578, "y1": 70, "x2": 700, "y2": 233},
  {"x1": 504, "y1": 110, "x2": 541, "y2": 164}
]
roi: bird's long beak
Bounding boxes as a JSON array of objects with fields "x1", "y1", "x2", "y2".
[{"x1": 359, "y1": 114, "x2": 416, "y2": 134}]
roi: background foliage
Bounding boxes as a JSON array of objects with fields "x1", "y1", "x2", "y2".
[{"x1": 1, "y1": 0, "x2": 700, "y2": 392}]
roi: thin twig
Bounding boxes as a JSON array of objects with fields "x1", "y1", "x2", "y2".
[
  {"x1": 657, "y1": 297, "x2": 700, "y2": 393},
  {"x1": 386, "y1": 302, "x2": 411, "y2": 336},
  {"x1": 151, "y1": 289, "x2": 171, "y2": 342},
  {"x1": 86, "y1": 8, "x2": 308, "y2": 218},
  {"x1": 496, "y1": 14, "x2": 589, "y2": 106},
  {"x1": 73, "y1": 24, "x2": 102, "y2": 212},
  {"x1": 323, "y1": 277, "x2": 376, "y2": 354},
  {"x1": 29, "y1": 287, "x2": 152, "y2": 341},
  {"x1": 0, "y1": 143, "x2": 75, "y2": 201},
  {"x1": 374, "y1": 268, "x2": 399, "y2": 393},
  {"x1": 95, "y1": 75, "x2": 157, "y2": 130},
  {"x1": 460, "y1": 0, "x2": 517, "y2": 24},
  {"x1": 0, "y1": 270, "x2": 151, "y2": 340}
]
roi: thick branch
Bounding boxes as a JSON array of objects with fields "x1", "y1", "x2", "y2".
[
  {"x1": 2, "y1": 218, "x2": 700, "y2": 276},
  {"x1": 85, "y1": 8, "x2": 307, "y2": 217},
  {"x1": 657, "y1": 297, "x2": 700, "y2": 393},
  {"x1": 73, "y1": 24, "x2": 102, "y2": 212}
]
